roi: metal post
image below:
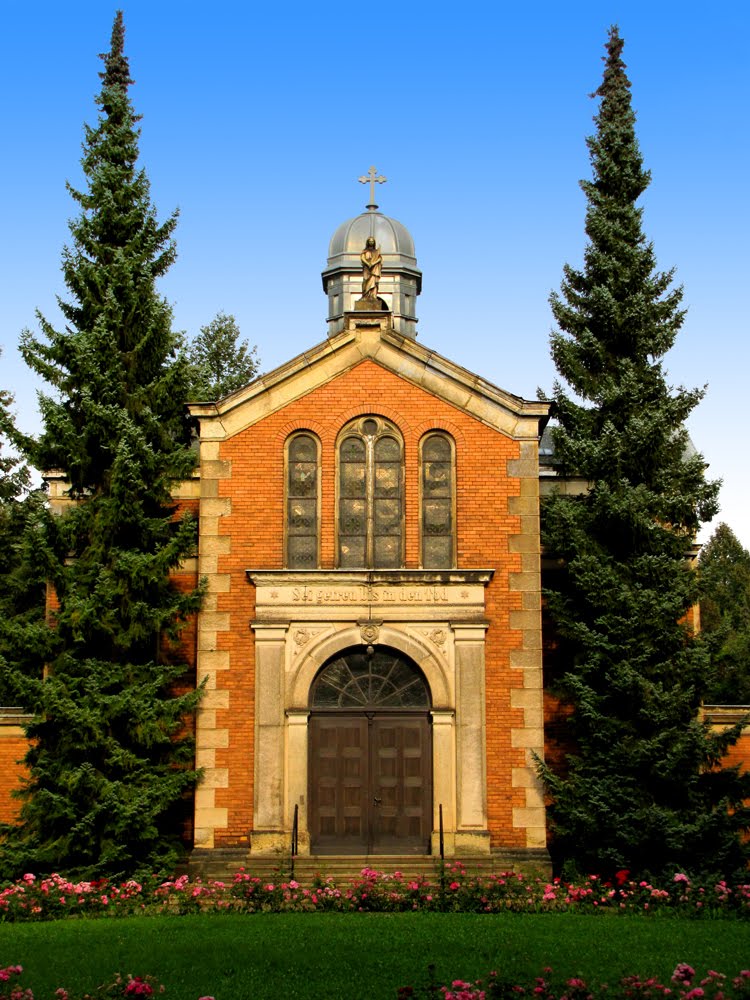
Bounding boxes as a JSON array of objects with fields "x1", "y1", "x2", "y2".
[{"x1": 290, "y1": 803, "x2": 299, "y2": 879}]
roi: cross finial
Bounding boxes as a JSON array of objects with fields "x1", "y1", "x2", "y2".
[{"x1": 358, "y1": 165, "x2": 387, "y2": 211}]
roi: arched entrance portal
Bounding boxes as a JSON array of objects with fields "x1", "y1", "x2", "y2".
[{"x1": 308, "y1": 646, "x2": 433, "y2": 855}]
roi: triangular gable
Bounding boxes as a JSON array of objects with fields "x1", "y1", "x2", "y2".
[{"x1": 189, "y1": 317, "x2": 550, "y2": 442}]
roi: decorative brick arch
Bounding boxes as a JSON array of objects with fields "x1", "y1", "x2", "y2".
[{"x1": 320, "y1": 402, "x2": 415, "y2": 441}]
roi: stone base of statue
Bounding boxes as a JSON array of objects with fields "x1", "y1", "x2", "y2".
[{"x1": 355, "y1": 296, "x2": 385, "y2": 311}]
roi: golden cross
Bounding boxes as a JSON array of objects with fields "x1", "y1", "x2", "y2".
[{"x1": 358, "y1": 165, "x2": 387, "y2": 210}]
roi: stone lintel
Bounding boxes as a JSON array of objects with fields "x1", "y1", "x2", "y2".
[{"x1": 248, "y1": 570, "x2": 494, "y2": 623}]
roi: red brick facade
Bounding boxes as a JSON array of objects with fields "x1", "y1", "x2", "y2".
[{"x1": 206, "y1": 359, "x2": 529, "y2": 846}]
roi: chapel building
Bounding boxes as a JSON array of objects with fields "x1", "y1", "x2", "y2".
[
  {"x1": 3, "y1": 186, "x2": 747, "y2": 871},
  {"x1": 182, "y1": 185, "x2": 552, "y2": 870}
]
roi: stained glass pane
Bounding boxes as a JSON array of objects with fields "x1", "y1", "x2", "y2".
[
  {"x1": 421, "y1": 434, "x2": 453, "y2": 568},
  {"x1": 423, "y1": 461, "x2": 451, "y2": 497},
  {"x1": 339, "y1": 536, "x2": 366, "y2": 567},
  {"x1": 288, "y1": 535, "x2": 317, "y2": 567},
  {"x1": 374, "y1": 535, "x2": 400, "y2": 567},
  {"x1": 290, "y1": 462, "x2": 316, "y2": 496},
  {"x1": 423, "y1": 436, "x2": 451, "y2": 462},
  {"x1": 342, "y1": 462, "x2": 366, "y2": 497},
  {"x1": 374, "y1": 498, "x2": 401, "y2": 535},
  {"x1": 423, "y1": 536, "x2": 452, "y2": 569},
  {"x1": 340, "y1": 498, "x2": 366, "y2": 535},
  {"x1": 375, "y1": 437, "x2": 400, "y2": 462},
  {"x1": 374, "y1": 463, "x2": 399, "y2": 497},
  {"x1": 287, "y1": 435, "x2": 318, "y2": 568},
  {"x1": 341, "y1": 437, "x2": 365, "y2": 463},
  {"x1": 289, "y1": 435, "x2": 317, "y2": 464},
  {"x1": 424, "y1": 499, "x2": 451, "y2": 534},
  {"x1": 288, "y1": 498, "x2": 316, "y2": 534}
]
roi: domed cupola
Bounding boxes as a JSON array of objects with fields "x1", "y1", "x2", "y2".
[{"x1": 322, "y1": 167, "x2": 422, "y2": 338}]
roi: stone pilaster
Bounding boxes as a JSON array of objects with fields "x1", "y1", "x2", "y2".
[
  {"x1": 249, "y1": 622, "x2": 289, "y2": 853},
  {"x1": 453, "y1": 623, "x2": 491, "y2": 853},
  {"x1": 507, "y1": 441, "x2": 548, "y2": 851},
  {"x1": 430, "y1": 709, "x2": 456, "y2": 855},
  {"x1": 285, "y1": 709, "x2": 311, "y2": 854},
  {"x1": 193, "y1": 443, "x2": 233, "y2": 849}
]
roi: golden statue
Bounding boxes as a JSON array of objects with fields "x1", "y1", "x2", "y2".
[{"x1": 360, "y1": 237, "x2": 383, "y2": 302}]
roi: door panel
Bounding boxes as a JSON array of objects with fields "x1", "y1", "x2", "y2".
[
  {"x1": 372, "y1": 717, "x2": 431, "y2": 852},
  {"x1": 309, "y1": 714, "x2": 431, "y2": 854},
  {"x1": 309, "y1": 716, "x2": 368, "y2": 850}
]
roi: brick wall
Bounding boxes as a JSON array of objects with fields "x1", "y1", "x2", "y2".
[{"x1": 0, "y1": 712, "x2": 31, "y2": 824}]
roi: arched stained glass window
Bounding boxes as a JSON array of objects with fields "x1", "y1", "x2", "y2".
[
  {"x1": 337, "y1": 417, "x2": 403, "y2": 568},
  {"x1": 310, "y1": 647, "x2": 430, "y2": 709},
  {"x1": 421, "y1": 433, "x2": 455, "y2": 568},
  {"x1": 286, "y1": 433, "x2": 320, "y2": 568}
]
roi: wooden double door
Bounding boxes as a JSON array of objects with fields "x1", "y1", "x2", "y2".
[{"x1": 309, "y1": 713, "x2": 432, "y2": 855}]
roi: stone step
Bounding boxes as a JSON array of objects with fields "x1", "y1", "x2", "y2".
[{"x1": 187, "y1": 849, "x2": 549, "y2": 884}]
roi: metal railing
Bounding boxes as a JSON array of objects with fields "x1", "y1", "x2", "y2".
[{"x1": 290, "y1": 803, "x2": 299, "y2": 879}]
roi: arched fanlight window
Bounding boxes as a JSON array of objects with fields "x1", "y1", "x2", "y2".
[
  {"x1": 420, "y1": 433, "x2": 455, "y2": 568},
  {"x1": 337, "y1": 417, "x2": 404, "y2": 568},
  {"x1": 310, "y1": 647, "x2": 430, "y2": 709},
  {"x1": 286, "y1": 432, "x2": 320, "y2": 568}
]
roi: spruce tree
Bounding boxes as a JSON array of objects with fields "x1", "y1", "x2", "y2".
[
  {"x1": 699, "y1": 524, "x2": 750, "y2": 704},
  {"x1": 0, "y1": 369, "x2": 46, "y2": 706},
  {"x1": 0, "y1": 12, "x2": 203, "y2": 879},
  {"x1": 540, "y1": 26, "x2": 749, "y2": 879},
  {"x1": 185, "y1": 311, "x2": 259, "y2": 400}
]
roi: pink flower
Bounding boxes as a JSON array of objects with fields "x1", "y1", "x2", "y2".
[{"x1": 672, "y1": 965, "x2": 695, "y2": 986}]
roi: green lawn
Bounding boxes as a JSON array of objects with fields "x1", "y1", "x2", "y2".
[{"x1": 2, "y1": 912, "x2": 749, "y2": 1000}]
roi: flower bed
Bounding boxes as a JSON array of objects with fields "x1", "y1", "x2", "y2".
[
  {"x1": 3, "y1": 963, "x2": 750, "y2": 1000},
  {"x1": 399, "y1": 965, "x2": 750, "y2": 1000},
  {"x1": 1, "y1": 865, "x2": 749, "y2": 922}
]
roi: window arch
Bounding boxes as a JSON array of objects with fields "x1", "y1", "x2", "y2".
[
  {"x1": 285, "y1": 432, "x2": 320, "y2": 568},
  {"x1": 310, "y1": 646, "x2": 430, "y2": 709},
  {"x1": 337, "y1": 416, "x2": 404, "y2": 568},
  {"x1": 420, "y1": 432, "x2": 456, "y2": 568}
]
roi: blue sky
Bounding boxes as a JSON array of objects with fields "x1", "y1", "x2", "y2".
[{"x1": 1, "y1": 1, "x2": 748, "y2": 547}]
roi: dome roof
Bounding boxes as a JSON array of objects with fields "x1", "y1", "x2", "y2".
[{"x1": 328, "y1": 210, "x2": 416, "y2": 261}]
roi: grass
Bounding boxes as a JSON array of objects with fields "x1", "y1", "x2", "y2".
[{"x1": 2, "y1": 912, "x2": 749, "y2": 999}]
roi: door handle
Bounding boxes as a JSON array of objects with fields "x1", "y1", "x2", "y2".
[{"x1": 373, "y1": 796, "x2": 382, "y2": 805}]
